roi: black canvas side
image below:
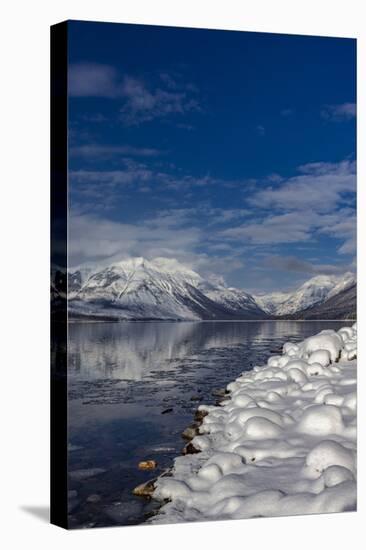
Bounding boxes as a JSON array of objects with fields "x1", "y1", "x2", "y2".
[{"x1": 50, "y1": 20, "x2": 68, "y2": 529}]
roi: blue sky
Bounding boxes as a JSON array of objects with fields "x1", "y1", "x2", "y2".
[{"x1": 68, "y1": 20, "x2": 356, "y2": 293}]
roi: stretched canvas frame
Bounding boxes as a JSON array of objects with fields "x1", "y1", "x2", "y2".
[{"x1": 51, "y1": 20, "x2": 356, "y2": 530}]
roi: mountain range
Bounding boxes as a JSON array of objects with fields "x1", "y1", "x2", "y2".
[
  {"x1": 286, "y1": 282, "x2": 356, "y2": 320},
  {"x1": 68, "y1": 257, "x2": 356, "y2": 321},
  {"x1": 254, "y1": 272, "x2": 356, "y2": 316}
]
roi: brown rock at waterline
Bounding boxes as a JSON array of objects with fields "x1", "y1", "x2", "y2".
[
  {"x1": 182, "y1": 441, "x2": 200, "y2": 455},
  {"x1": 133, "y1": 479, "x2": 156, "y2": 497},
  {"x1": 138, "y1": 460, "x2": 158, "y2": 471},
  {"x1": 182, "y1": 424, "x2": 200, "y2": 441},
  {"x1": 194, "y1": 409, "x2": 208, "y2": 422},
  {"x1": 133, "y1": 469, "x2": 171, "y2": 498},
  {"x1": 212, "y1": 388, "x2": 229, "y2": 398}
]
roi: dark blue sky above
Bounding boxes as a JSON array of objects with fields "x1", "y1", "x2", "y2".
[{"x1": 68, "y1": 20, "x2": 356, "y2": 292}]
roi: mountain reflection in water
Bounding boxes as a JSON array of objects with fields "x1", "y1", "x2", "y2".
[{"x1": 67, "y1": 320, "x2": 326, "y2": 381}]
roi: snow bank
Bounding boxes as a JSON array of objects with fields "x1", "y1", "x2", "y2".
[{"x1": 151, "y1": 324, "x2": 357, "y2": 523}]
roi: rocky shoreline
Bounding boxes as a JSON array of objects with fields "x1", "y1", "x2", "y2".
[
  {"x1": 145, "y1": 324, "x2": 357, "y2": 524},
  {"x1": 132, "y1": 392, "x2": 227, "y2": 502}
]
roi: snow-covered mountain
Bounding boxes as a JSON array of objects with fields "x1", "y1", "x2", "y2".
[
  {"x1": 67, "y1": 258, "x2": 355, "y2": 320},
  {"x1": 288, "y1": 283, "x2": 356, "y2": 320},
  {"x1": 68, "y1": 257, "x2": 267, "y2": 321},
  {"x1": 196, "y1": 279, "x2": 263, "y2": 319},
  {"x1": 255, "y1": 272, "x2": 356, "y2": 316}
]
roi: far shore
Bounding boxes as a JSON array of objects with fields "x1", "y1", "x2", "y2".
[{"x1": 66, "y1": 317, "x2": 356, "y2": 324}]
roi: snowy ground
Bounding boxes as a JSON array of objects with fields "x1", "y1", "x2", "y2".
[{"x1": 151, "y1": 324, "x2": 357, "y2": 523}]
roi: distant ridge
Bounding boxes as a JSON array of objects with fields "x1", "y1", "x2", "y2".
[
  {"x1": 285, "y1": 283, "x2": 356, "y2": 320},
  {"x1": 254, "y1": 272, "x2": 356, "y2": 316},
  {"x1": 67, "y1": 257, "x2": 356, "y2": 321}
]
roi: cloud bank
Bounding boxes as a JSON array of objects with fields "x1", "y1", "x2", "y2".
[{"x1": 69, "y1": 63, "x2": 201, "y2": 125}]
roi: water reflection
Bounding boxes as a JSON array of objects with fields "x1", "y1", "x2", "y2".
[
  {"x1": 68, "y1": 320, "x2": 348, "y2": 381},
  {"x1": 67, "y1": 320, "x2": 352, "y2": 528}
]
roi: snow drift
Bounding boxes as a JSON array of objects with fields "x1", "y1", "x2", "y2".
[{"x1": 151, "y1": 323, "x2": 357, "y2": 523}]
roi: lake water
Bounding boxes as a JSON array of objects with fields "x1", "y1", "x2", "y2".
[{"x1": 67, "y1": 320, "x2": 352, "y2": 528}]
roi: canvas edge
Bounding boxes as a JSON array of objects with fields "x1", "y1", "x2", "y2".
[{"x1": 50, "y1": 20, "x2": 68, "y2": 529}]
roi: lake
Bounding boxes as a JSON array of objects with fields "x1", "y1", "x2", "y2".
[{"x1": 67, "y1": 320, "x2": 352, "y2": 528}]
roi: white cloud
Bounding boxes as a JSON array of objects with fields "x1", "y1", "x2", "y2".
[
  {"x1": 119, "y1": 76, "x2": 201, "y2": 125},
  {"x1": 69, "y1": 144, "x2": 161, "y2": 160},
  {"x1": 221, "y1": 206, "x2": 356, "y2": 257},
  {"x1": 68, "y1": 63, "x2": 201, "y2": 125},
  {"x1": 248, "y1": 160, "x2": 355, "y2": 213},
  {"x1": 321, "y1": 103, "x2": 356, "y2": 121},
  {"x1": 70, "y1": 166, "x2": 152, "y2": 187},
  {"x1": 221, "y1": 212, "x2": 317, "y2": 244},
  {"x1": 68, "y1": 211, "x2": 202, "y2": 266},
  {"x1": 68, "y1": 157, "x2": 356, "y2": 286},
  {"x1": 319, "y1": 213, "x2": 356, "y2": 255},
  {"x1": 69, "y1": 63, "x2": 120, "y2": 98},
  {"x1": 261, "y1": 255, "x2": 349, "y2": 275},
  {"x1": 69, "y1": 163, "x2": 220, "y2": 203},
  {"x1": 280, "y1": 108, "x2": 294, "y2": 117},
  {"x1": 68, "y1": 207, "x2": 247, "y2": 281}
]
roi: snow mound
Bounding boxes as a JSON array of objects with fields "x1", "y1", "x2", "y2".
[
  {"x1": 151, "y1": 323, "x2": 357, "y2": 523},
  {"x1": 299, "y1": 330, "x2": 343, "y2": 362},
  {"x1": 297, "y1": 405, "x2": 344, "y2": 436},
  {"x1": 304, "y1": 440, "x2": 355, "y2": 476}
]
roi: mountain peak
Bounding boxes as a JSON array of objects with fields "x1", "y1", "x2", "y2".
[
  {"x1": 68, "y1": 256, "x2": 265, "y2": 320},
  {"x1": 109, "y1": 256, "x2": 199, "y2": 276},
  {"x1": 302, "y1": 274, "x2": 337, "y2": 286},
  {"x1": 255, "y1": 271, "x2": 356, "y2": 316},
  {"x1": 112, "y1": 256, "x2": 146, "y2": 270},
  {"x1": 150, "y1": 257, "x2": 199, "y2": 276}
]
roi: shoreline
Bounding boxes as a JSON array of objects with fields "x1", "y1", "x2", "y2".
[
  {"x1": 148, "y1": 323, "x2": 357, "y2": 524},
  {"x1": 67, "y1": 318, "x2": 356, "y2": 324}
]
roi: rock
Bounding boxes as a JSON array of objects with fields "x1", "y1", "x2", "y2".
[
  {"x1": 86, "y1": 494, "x2": 101, "y2": 503},
  {"x1": 182, "y1": 442, "x2": 200, "y2": 455},
  {"x1": 194, "y1": 409, "x2": 208, "y2": 422},
  {"x1": 211, "y1": 388, "x2": 228, "y2": 398},
  {"x1": 138, "y1": 460, "x2": 157, "y2": 470},
  {"x1": 161, "y1": 408, "x2": 173, "y2": 414},
  {"x1": 133, "y1": 478, "x2": 156, "y2": 497},
  {"x1": 182, "y1": 424, "x2": 199, "y2": 441}
]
